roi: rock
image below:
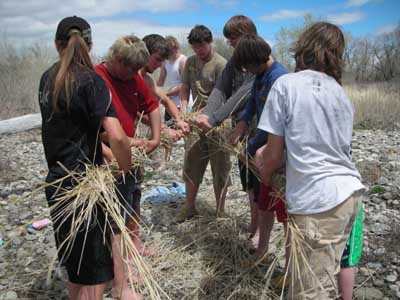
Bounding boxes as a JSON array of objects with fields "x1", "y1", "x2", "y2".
[
  {"x1": 386, "y1": 274, "x2": 398, "y2": 282},
  {"x1": 373, "y1": 279, "x2": 384, "y2": 287},
  {"x1": 0, "y1": 291, "x2": 18, "y2": 300},
  {"x1": 354, "y1": 287, "x2": 384, "y2": 299},
  {"x1": 389, "y1": 284, "x2": 399, "y2": 292}
]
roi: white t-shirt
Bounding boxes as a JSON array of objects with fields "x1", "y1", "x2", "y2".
[
  {"x1": 258, "y1": 70, "x2": 364, "y2": 215},
  {"x1": 165, "y1": 54, "x2": 185, "y2": 108}
]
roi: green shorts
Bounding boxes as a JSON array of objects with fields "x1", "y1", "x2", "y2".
[{"x1": 341, "y1": 203, "x2": 363, "y2": 268}]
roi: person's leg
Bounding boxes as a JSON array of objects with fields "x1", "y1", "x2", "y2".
[
  {"x1": 288, "y1": 195, "x2": 360, "y2": 300},
  {"x1": 67, "y1": 281, "x2": 109, "y2": 300},
  {"x1": 337, "y1": 267, "x2": 355, "y2": 300},
  {"x1": 111, "y1": 234, "x2": 143, "y2": 300},
  {"x1": 209, "y1": 128, "x2": 231, "y2": 215},
  {"x1": 255, "y1": 183, "x2": 275, "y2": 258},
  {"x1": 179, "y1": 135, "x2": 208, "y2": 220},
  {"x1": 254, "y1": 209, "x2": 275, "y2": 258},
  {"x1": 247, "y1": 189, "x2": 258, "y2": 235},
  {"x1": 338, "y1": 203, "x2": 363, "y2": 300},
  {"x1": 238, "y1": 160, "x2": 258, "y2": 235}
]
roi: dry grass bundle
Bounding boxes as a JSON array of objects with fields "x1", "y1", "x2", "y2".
[
  {"x1": 142, "y1": 192, "x2": 288, "y2": 300},
  {"x1": 39, "y1": 163, "x2": 171, "y2": 300}
]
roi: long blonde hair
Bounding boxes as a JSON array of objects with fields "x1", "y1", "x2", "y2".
[{"x1": 52, "y1": 30, "x2": 93, "y2": 112}]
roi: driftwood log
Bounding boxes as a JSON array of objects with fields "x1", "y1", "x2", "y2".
[{"x1": 0, "y1": 113, "x2": 41, "y2": 135}]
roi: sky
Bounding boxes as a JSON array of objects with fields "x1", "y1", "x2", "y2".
[{"x1": 0, "y1": 0, "x2": 399, "y2": 56}]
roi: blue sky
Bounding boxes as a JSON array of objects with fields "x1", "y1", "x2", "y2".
[{"x1": 0, "y1": 0, "x2": 398, "y2": 55}]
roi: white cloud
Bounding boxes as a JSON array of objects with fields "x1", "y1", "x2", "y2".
[
  {"x1": 345, "y1": 0, "x2": 374, "y2": 7},
  {"x1": 0, "y1": 0, "x2": 188, "y2": 19},
  {"x1": 206, "y1": 0, "x2": 239, "y2": 9},
  {"x1": 327, "y1": 11, "x2": 366, "y2": 25},
  {"x1": 0, "y1": 0, "x2": 191, "y2": 55},
  {"x1": 92, "y1": 19, "x2": 191, "y2": 55},
  {"x1": 259, "y1": 9, "x2": 312, "y2": 22},
  {"x1": 376, "y1": 23, "x2": 398, "y2": 35}
]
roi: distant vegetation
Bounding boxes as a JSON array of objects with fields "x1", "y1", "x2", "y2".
[{"x1": 0, "y1": 18, "x2": 399, "y2": 129}]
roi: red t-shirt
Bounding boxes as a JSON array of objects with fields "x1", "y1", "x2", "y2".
[{"x1": 95, "y1": 63, "x2": 158, "y2": 137}]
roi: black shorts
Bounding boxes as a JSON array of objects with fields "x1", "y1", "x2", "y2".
[
  {"x1": 45, "y1": 175, "x2": 114, "y2": 285},
  {"x1": 238, "y1": 159, "x2": 260, "y2": 202},
  {"x1": 115, "y1": 172, "x2": 142, "y2": 222}
]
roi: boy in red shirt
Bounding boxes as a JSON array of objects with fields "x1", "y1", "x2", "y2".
[{"x1": 95, "y1": 35, "x2": 161, "y2": 300}]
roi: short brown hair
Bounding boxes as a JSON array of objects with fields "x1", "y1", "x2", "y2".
[
  {"x1": 233, "y1": 34, "x2": 271, "y2": 70},
  {"x1": 294, "y1": 22, "x2": 345, "y2": 84},
  {"x1": 223, "y1": 15, "x2": 257, "y2": 39},
  {"x1": 187, "y1": 25, "x2": 212, "y2": 44}
]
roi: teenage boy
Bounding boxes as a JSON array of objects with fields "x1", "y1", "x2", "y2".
[
  {"x1": 256, "y1": 22, "x2": 364, "y2": 299},
  {"x1": 95, "y1": 35, "x2": 161, "y2": 300},
  {"x1": 140, "y1": 34, "x2": 190, "y2": 138},
  {"x1": 178, "y1": 25, "x2": 229, "y2": 221},
  {"x1": 230, "y1": 34, "x2": 288, "y2": 259},
  {"x1": 194, "y1": 15, "x2": 259, "y2": 239}
]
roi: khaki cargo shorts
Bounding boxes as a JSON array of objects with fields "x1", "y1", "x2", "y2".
[
  {"x1": 288, "y1": 192, "x2": 362, "y2": 300},
  {"x1": 183, "y1": 125, "x2": 232, "y2": 189}
]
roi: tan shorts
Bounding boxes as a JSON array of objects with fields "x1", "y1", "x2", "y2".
[
  {"x1": 183, "y1": 129, "x2": 231, "y2": 189},
  {"x1": 288, "y1": 194, "x2": 361, "y2": 300}
]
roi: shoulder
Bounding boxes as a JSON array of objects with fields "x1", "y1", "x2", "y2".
[
  {"x1": 186, "y1": 55, "x2": 196, "y2": 65},
  {"x1": 213, "y1": 52, "x2": 227, "y2": 65}
]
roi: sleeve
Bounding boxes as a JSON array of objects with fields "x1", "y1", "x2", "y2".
[
  {"x1": 181, "y1": 56, "x2": 192, "y2": 86},
  {"x1": 257, "y1": 81, "x2": 286, "y2": 137},
  {"x1": 86, "y1": 74, "x2": 116, "y2": 130},
  {"x1": 239, "y1": 84, "x2": 256, "y2": 124},
  {"x1": 210, "y1": 75, "x2": 254, "y2": 126},
  {"x1": 136, "y1": 75, "x2": 159, "y2": 114},
  {"x1": 202, "y1": 61, "x2": 233, "y2": 122}
]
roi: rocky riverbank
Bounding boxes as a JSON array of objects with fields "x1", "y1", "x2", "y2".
[{"x1": 0, "y1": 129, "x2": 399, "y2": 300}]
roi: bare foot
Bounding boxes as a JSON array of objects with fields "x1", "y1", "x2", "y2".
[{"x1": 111, "y1": 286, "x2": 143, "y2": 300}]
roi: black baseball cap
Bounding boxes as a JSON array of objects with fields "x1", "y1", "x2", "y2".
[{"x1": 55, "y1": 16, "x2": 92, "y2": 43}]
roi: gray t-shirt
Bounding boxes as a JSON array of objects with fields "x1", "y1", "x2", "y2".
[{"x1": 258, "y1": 70, "x2": 364, "y2": 214}]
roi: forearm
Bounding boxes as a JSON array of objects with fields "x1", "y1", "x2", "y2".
[
  {"x1": 166, "y1": 85, "x2": 180, "y2": 97},
  {"x1": 146, "y1": 108, "x2": 161, "y2": 153},
  {"x1": 210, "y1": 83, "x2": 253, "y2": 126},
  {"x1": 157, "y1": 88, "x2": 182, "y2": 121},
  {"x1": 180, "y1": 84, "x2": 190, "y2": 113},
  {"x1": 258, "y1": 135, "x2": 285, "y2": 186},
  {"x1": 103, "y1": 119, "x2": 131, "y2": 173}
]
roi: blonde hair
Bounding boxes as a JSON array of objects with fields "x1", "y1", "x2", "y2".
[{"x1": 106, "y1": 35, "x2": 149, "y2": 70}]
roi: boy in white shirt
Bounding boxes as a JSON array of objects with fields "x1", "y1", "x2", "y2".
[{"x1": 256, "y1": 22, "x2": 364, "y2": 299}]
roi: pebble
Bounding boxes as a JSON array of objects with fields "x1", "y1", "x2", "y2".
[
  {"x1": 386, "y1": 274, "x2": 398, "y2": 282},
  {"x1": 0, "y1": 291, "x2": 18, "y2": 300},
  {"x1": 0, "y1": 128, "x2": 399, "y2": 298}
]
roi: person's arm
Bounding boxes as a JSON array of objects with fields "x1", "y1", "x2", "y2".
[
  {"x1": 145, "y1": 107, "x2": 161, "y2": 153},
  {"x1": 210, "y1": 75, "x2": 254, "y2": 126},
  {"x1": 102, "y1": 142, "x2": 114, "y2": 163},
  {"x1": 180, "y1": 83, "x2": 190, "y2": 113},
  {"x1": 102, "y1": 116, "x2": 131, "y2": 174},
  {"x1": 157, "y1": 62, "x2": 167, "y2": 87},
  {"x1": 256, "y1": 134, "x2": 285, "y2": 186}
]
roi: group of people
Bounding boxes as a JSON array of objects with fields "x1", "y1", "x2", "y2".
[{"x1": 39, "y1": 13, "x2": 364, "y2": 300}]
